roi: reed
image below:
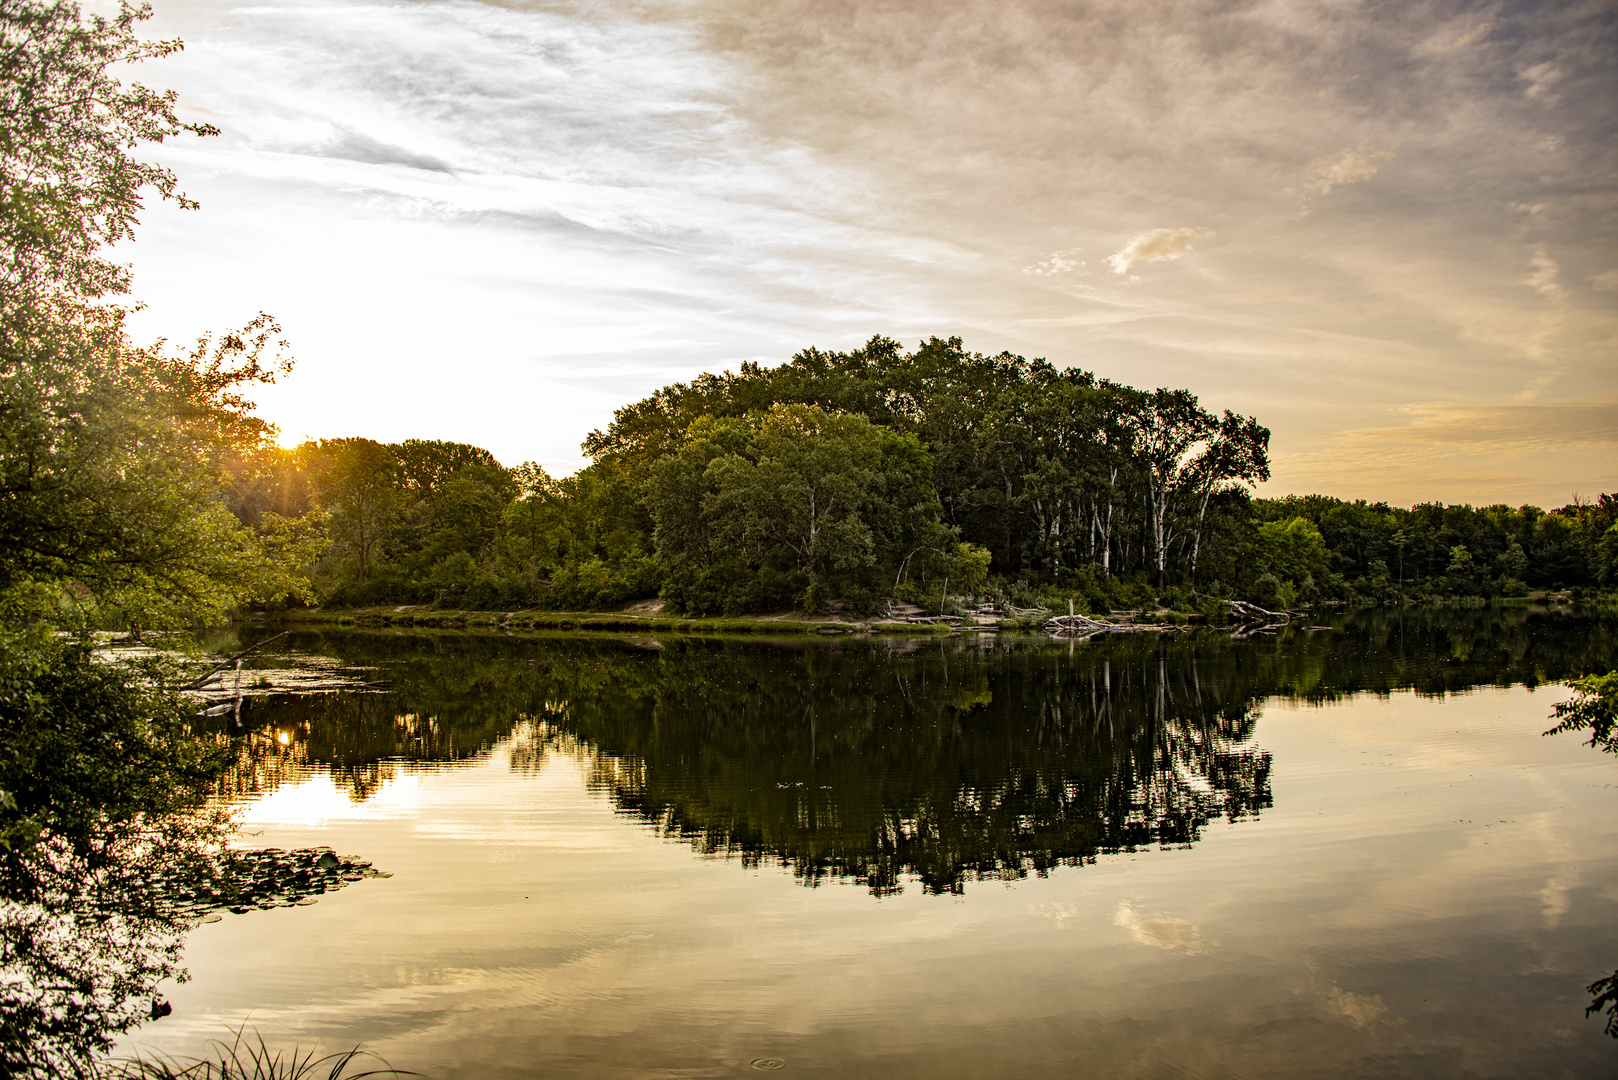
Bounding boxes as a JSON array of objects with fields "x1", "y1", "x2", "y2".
[{"x1": 106, "y1": 1027, "x2": 412, "y2": 1080}]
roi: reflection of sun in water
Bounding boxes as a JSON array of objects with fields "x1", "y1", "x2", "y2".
[
  {"x1": 276, "y1": 731, "x2": 291, "y2": 746},
  {"x1": 238, "y1": 772, "x2": 423, "y2": 828}
]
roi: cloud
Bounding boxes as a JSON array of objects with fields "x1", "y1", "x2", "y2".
[
  {"x1": 1418, "y1": 22, "x2": 1493, "y2": 54},
  {"x1": 121, "y1": 0, "x2": 1618, "y2": 498},
  {"x1": 1519, "y1": 62, "x2": 1563, "y2": 105},
  {"x1": 1023, "y1": 250, "x2": 1084, "y2": 276},
  {"x1": 1106, "y1": 227, "x2": 1211, "y2": 275},
  {"x1": 1526, "y1": 249, "x2": 1565, "y2": 303},
  {"x1": 319, "y1": 128, "x2": 453, "y2": 173},
  {"x1": 1305, "y1": 148, "x2": 1396, "y2": 201},
  {"x1": 1591, "y1": 271, "x2": 1618, "y2": 293}
]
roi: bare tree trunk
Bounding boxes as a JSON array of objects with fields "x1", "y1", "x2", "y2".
[{"x1": 1188, "y1": 486, "x2": 1213, "y2": 585}]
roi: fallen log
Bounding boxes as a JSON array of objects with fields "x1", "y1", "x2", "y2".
[
  {"x1": 182, "y1": 632, "x2": 288, "y2": 691},
  {"x1": 1042, "y1": 614, "x2": 1126, "y2": 635},
  {"x1": 1224, "y1": 600, "x2": 1290, "y2": 623}
]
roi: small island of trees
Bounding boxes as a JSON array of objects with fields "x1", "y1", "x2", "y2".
[{"x1": 223, "y1": 341, "x2": 1616, "y2": 618}]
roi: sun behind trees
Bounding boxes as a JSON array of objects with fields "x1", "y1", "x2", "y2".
[
  {"x1": 0, "y1": 4, "x2": 326, "y2": 1071},
  {"x1": 237, "y1": 335, "x2": 1616, "y2": 618},
  {"x1": 233, "y1": 337, "x2": 1276, "y2": 616}
]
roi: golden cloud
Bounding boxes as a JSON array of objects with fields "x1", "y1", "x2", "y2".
[{"x1": 1106, "y1": 227, "x2": 1212, "y2": 275}]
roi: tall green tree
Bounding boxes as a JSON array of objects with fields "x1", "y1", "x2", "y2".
[
  {"x1": 648, "y1": 404, "x2": 949, "y2": 613},
  {"x1": 0, "y1": 309, "x2": 320, "y2": 630},
  {"x1": 0, "y1": 6, "x2": 316, "y2": 1073}
]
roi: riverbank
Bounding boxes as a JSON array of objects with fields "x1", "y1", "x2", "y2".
[
  {"x1": 272, "y1": 604, "x2": 961, "y2": 636},
  {"x1": 258, "y1": 594, "x2": 1604, "y2": 640}
]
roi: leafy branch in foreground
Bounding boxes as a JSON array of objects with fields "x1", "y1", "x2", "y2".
[
  {"x1": 1587, "y1": 971, "x2": 1618, "y2": 1040},
  {"x1": 0, "y1": 1, "x2": 333, "y2": 1074},
  {"x1": 1543, "y1": 671, "x2": 1618, "y2": 754},
  {"x1": 1544, "y1": 674, "x2": 1618, "y2": 1040},
  {"x1": 0, "y1": 0, "x2": 217, "y2": 305}
]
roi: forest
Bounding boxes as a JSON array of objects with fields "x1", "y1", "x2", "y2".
[{"x1": 223, "y1": 339, "x2": 1618, "y2": 617}]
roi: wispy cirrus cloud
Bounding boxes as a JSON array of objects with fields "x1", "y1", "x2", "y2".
[
  {"x1": 1417, "y1": 22, "x2": 1493, "y2": 55},
  {"x1": 123, "y1": 0, "x2": 1618, "y2": 504},
  {"x1": 1519, "y1": 62, "x2": 1564, "y2": 105}
]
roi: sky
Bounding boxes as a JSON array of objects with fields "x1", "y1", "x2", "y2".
[{"x1": 111, "y1": 0, "x2": 1616, "y2": 507}]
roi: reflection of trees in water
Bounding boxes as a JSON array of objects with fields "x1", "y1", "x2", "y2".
[
  {"x1": 1242, "y1": 606, "x2": 1617, "y2": 701},
  {"x1": 1, "y1": 823, "x2": 385, "y2": 1077},
  {"x1": 5, "y1": 610, "x2": 1593, "y2": 1071},
  {"x1": 208, "y1": 634, "x2": 553, "y2": 802},
  {"x1": 1, "y1": 829, "x2": 204, "y2": 1078},
  {"x1": 224, "y1": 608, "x2": 1614, "y2": 895},
  {"x1": 519, "y1": 640, "x2": 1271, "y2": 894},
  {"x1": 1, "y1": 641, "x2": 414, "y2": 1078}
]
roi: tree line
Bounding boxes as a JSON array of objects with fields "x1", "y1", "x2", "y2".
[
  {"x1": 1250, "y1": 493, "x2": 1617, "y2": 607},
  {"x1": 233, "y1": 339, "x2": 1273, "y2": 614},
  {"x1": 224, "y1": 338, "x2": 1616, "y2": 616}
]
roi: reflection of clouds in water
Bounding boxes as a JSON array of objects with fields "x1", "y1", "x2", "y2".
[
  {"x1": 1113, "y1": 902, "x2": 1209, "y2": 954},
  {"x1": 1324, "y1": 985, "x2": 1391, "y2": 1028},
  {"x1": 1518, "y1": 783, "x2": 1580, "y2": 928},
  {"x1": 1531, "y1": 811, "x2": 1579, "y2": 927},
  {"x1": 1296, "y1": 957, "x2": 1399, "y2": 1030},
  {"x1": 1539, "y1": 870, "x2": 1576, "y2": 926},
  {"x1": 1029, "y1": 901, "x2": 1084, "y2": 928}
]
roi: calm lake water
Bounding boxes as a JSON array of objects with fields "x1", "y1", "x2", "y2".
[{"x1": 119, "y1": 609, "x2": 1617, "y2": 1077}]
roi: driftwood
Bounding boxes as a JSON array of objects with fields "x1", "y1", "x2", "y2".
[
  {"x1": 1042, "y1": 613, "x2": 1128, "y2": 636},
  {"x1": 182, "y1": 631, "x2": 288, "y2": 691},
  {"x1": 1223, "y1": 600, "x2": 1290, "y2": 623}
]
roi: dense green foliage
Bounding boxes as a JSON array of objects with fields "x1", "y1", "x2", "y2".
[
  {"x1": 250, "y1": 337, "x2": 1612, "y2": 616},
  {"x1": 244, "y1": 336, "x2": 1280, "y2": 614},
  {"x1": 0, "y1": 4, "x2": 325, "y2": 1074},
  {"x1": 1250, "y1": 493, "x2": 1618, "y2": 606}
]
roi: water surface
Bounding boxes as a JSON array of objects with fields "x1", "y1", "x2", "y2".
[{"x1": 122, "y1": 609, "x2": 1618, "y2": 1077}]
